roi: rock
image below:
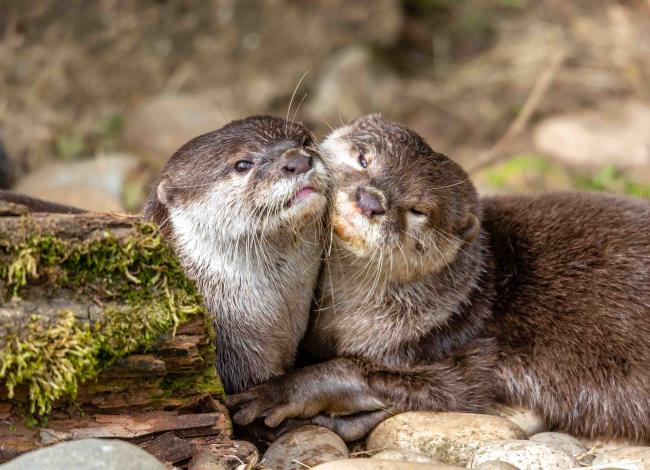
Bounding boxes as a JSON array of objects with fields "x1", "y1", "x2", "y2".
[
  {"x1": 261, "y1": 425, "x2": 349, "y2": 470},
  {"x1": 0, "y1": 438, "x2": 165, "y2": 470},
  {"x1": 372, "y1": 449, "x2": 438, "y2": 463},
  {"x1": 489, "y1": 405, "x2": 548, "y2": 436},
  {"x1": 313, "y1": 459, "x2": 463, "y2": 469},
  {"x1": 581, "y1": 437, "x2": 646, "y2": 453},
  {"x1": 592, "y1": 446, "x2": 650, "y2": 470},
  {"x1": 469, "y1": 440, "x2": 578, "y2": 470},
  {"x1": 305, "y1": 45, "x2": 400, "y2": 127},
  {"x1": 529, "y1": 432, "x2": 587, "y2": 459},
  {"x1": 188, "y1": 450, "x2": 228, "y2": 470},
  {"x1": 366, "y1": 412, "x2": 526, "y2": 465},
  {"x1": 474, "y1": 462, "x2": 520, "y2": 470},
  {"x1": 534, "y1": 100, "x2": 650, "y2": 170},
  {"x1": 124, "y1": 94, "x2": 242, "y2": 169},
  {"x1": 14, "y1": 154, "x2": 140, "y2": 212}
]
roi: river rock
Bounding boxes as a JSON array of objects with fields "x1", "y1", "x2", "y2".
[
  {"x1": 366, "y1": 412, "x2": 526, "y2": 465},
  {"x1": 489, "y1": 405, "x2": 548, "y2": 436},
  {"x1": 313, "y1": 459, "x2": 463, "y2": 469},
  {"x1": 530, "y1": 432, "x2": 587, "y2": 459},
  {"x1": 0, "y1": 438, "x2": 164, "y2": 470},
  {"x1": 305, "y1": 45, "x2": 399, "y2": 126},
  {"x1": 592, "y1": 446, "x2": 650, "y2": 470},
  {"x1": 469, "y1": 440, "x2": 578, "y2": 470},
  {"x1": 475, "y1": 462, "x2": 520, "y2": 470},
  {"x1": 14, "y1": 154, "x2": 140, "y2": 212},
  {"x1": 261, "y1": 425, "x2": 348, "y2": 470},
  {"x1": 372, "y1": 449, "x2": 438, "y2": 463},
  {"x1": 533, "y1": 100, "x2": 650, "y2": 170},
  {"x1": 124, "y1": 94, "x2": 243, "y2": 169}
]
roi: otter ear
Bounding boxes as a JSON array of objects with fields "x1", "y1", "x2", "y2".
[
  {"x1": 458, "y1": 213, "x2": 480, "y2": 243},
  {"x1": 157, "y1": 179, "x2": 173, "y2": 207}
]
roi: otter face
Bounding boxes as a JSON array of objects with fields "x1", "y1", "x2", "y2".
[
  {"x1": 148, "y1": 115, "x2": 330, "y2": 242},
  {"x1": 322, "y1": 114, "x2": 480, "y2": 281}
]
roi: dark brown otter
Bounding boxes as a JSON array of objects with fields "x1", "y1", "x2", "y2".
[
  {"x1": 227, "y1": 114, "x2": 650, "y2": 443},
  {"x1": 144, "y1": 115, "x2": 331, "y2": 394},
  {"x1": 0, "y1": 189, "x2": 86, "y2": 214}
]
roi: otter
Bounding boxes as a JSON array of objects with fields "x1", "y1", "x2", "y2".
[
  {"x1": 144, "y1": 115, "x2": 331, "y2": 394},
  {"x1": 227, "y1": 114, "x2": 650, "y2": 442},
  {"x1": 0, "y1": 189, "x2": 86, "y2": 214}
]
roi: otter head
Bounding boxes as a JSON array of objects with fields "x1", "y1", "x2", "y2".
[
  {"x1": 144, "y1": 115, "x2": 329, "y2": 252},
  {"x1": 322, "y1": 114, "x2": 480, "y2": 283}
]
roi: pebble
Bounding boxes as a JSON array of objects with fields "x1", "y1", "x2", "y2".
[
  {"x1": 592, "y1": 446, "x2": 650, "y2": 470},
  {"x1": 372, "y1": 449, "x2": 438, "y2": 463},
  {"x1": 469, "y1": 439, "x2": 578, "y2": 470},
  {"x1": 366, "y1": 412, "x2": 526, "y2": 465},
  {"x1": 312, "y1": 459, "x2": 463, "y2": 469},
  {"x1": 489, "y1": 405, "x2": 548, "y2": 436},
  {"x1": 474, "y1": 462, "x2": 520, "y2": 470},
  {"x1": 0, "y1": 438, "x2": 165, "y2": 470},
  {"x1": 261, "y1": 425, "x2": 349, "y2": 470},
  {"x1": 15, "y1": 154, "x2": 140, "y2": 212},
  {"x1": 124, "y1": 94, "x2": 241, "y2": 169},
  {"x1": 529, "y1": 432, "x2": 587, "y2": 460},
  {"x1": 305, "y1": 45, "x2": 399, "y2": 128},
  {"x1": 533, "y1": 99, "x2": 650, "y2": 170}
]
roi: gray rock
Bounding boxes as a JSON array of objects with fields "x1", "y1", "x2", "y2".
[
  {"x1": 529, "y1": 432, "x2": 587, "y2": 459},
  {"x1": 475, "y1": 461, "x2": 520, "y2": 470},
  {"x1": 372, "y1": 449, "x2": 438, "y2": 463},
  {"x1": 313, "y1": 459, "x2": 463, "y2": 469},
  {"x1": 592, "y1": 446, "x2": 650, "y2": 470},
  {"x1": 489, "y1": 405, "x2": 548, "y2": 436},
  {"x1": 0, "y1": 438, "x2": 164, "y2": 470},
  {"x1": 124, "y1": 94, "x2": 242, "y2": 169},
  {"x1": 15, "y1": 154, "x2": 140, "y2": 212},
  {"x1": 366, "y1": 412, "x2": 526, "y2": 465},
  {"x1": 469, "y1": 440, "x2": 578, "y2": 470},
  {"x1": 261, "y1": 425, "x2": 349, "y2": 470},
  {"x1": 306, "y1": 45, "x2": 399, "y2": 127},
  {"x1": 534, "y1": 100, "x2": 650, "y2": 170}
]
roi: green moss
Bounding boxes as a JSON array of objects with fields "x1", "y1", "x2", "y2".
[{"x1": 0, "y1": 222, "x2": 209, "y2": 414}]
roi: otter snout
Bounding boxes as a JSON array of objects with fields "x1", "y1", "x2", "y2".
[
  {"x1": 356, "y1": 188, "x2": 385, "y2": 218},
  {"x1": 281, "y1": 148, "x2": 312, "y2": 175}
]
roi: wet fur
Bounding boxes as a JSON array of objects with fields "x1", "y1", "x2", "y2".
[
  {"x1": 229, "y1": 115, "x2": 650, "y2": 442},
  {"x1": 144, "y1": 115, "x2": 331, "y2": 394}
]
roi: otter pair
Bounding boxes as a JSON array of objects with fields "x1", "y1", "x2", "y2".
[
  {"x1": 7, "y1": 114, "x2": 647, "y2": 442},
  {"x1": 147, "y1": 114, "x2": 649, "y2": 443}
]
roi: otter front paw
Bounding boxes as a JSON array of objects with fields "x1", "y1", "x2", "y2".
[{"x1": 226, "y1": 381, "x2": 324, "y2": 427}]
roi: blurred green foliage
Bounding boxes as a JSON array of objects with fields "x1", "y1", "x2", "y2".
[{"x1": 480, "y1": 155, "x2": 650, "y2": 200}]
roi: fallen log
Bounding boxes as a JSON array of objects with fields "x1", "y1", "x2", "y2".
[{"x1": 0, "y1": 200, "x2": 247, "y2": 467}]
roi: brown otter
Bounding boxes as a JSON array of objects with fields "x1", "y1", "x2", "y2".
[
  {"x1": 227, "y1": 114, "x2": 650, "y2": 442},
  {"x1": 144, "y1": 115, "x2": 331, "y2": 394},
  {"x1": 0, "y1": 189, "x2": 86, "y2": 214}
]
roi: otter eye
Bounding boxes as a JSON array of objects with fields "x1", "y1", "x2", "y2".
[
  {"x1": 302, "y1": 135, "x2": 314, "y2": 148},
  {"x1": 409, "y1": 208, "x2": 426, "y2": 217},
  {"x1": 358, "y1": 152, "x2": 368, "y2": 169},
  {"x1": 234, "y1": 160, "x2": 254, "y2": 173}
]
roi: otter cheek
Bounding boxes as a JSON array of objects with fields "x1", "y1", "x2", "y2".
[{"x1": 333, "y1": 213, "x2": 367, "y2": 251}]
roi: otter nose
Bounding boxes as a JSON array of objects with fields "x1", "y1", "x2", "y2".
[
  {"x1": 281, "y1": 151, "x2": 312, "y2": 175},
  {"x1": 356, "y1": 189, "x2": 385, "y2": 218}
]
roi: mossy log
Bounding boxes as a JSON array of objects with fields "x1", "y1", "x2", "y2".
[{"x1": 0, "y1": 199, "x2": 224, "y2": 417}]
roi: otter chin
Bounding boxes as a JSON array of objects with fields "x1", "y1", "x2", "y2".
[
  {"x1": 228, "y1": 113, "x2": 650, "y2": 444},
  {"x1": 144, "y1": 115, "x2": 331, "y2": 394}
]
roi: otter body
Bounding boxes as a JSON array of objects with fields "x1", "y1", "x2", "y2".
[
  {"x1": 144, "y1": 116, "x2": 330, "y2": 394},
  {"x1": 229, "y1": 115, "x2": 650, "y2": 442}
]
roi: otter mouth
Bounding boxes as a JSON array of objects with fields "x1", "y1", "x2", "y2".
[{"x1": 287, "y1": 185, "x2": 318, "y2": 208}]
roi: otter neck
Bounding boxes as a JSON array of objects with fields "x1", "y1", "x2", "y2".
[
  {"x1": 311, "y1": 231, "x2": 492, "y2": 366},
  {"x1": 169, "y1": 207, "x2": 323, "y2": 393}
]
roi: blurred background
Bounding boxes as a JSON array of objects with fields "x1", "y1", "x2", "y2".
[{"x1": 1, "y1": 0, "x2": 649, "y2": 212}]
